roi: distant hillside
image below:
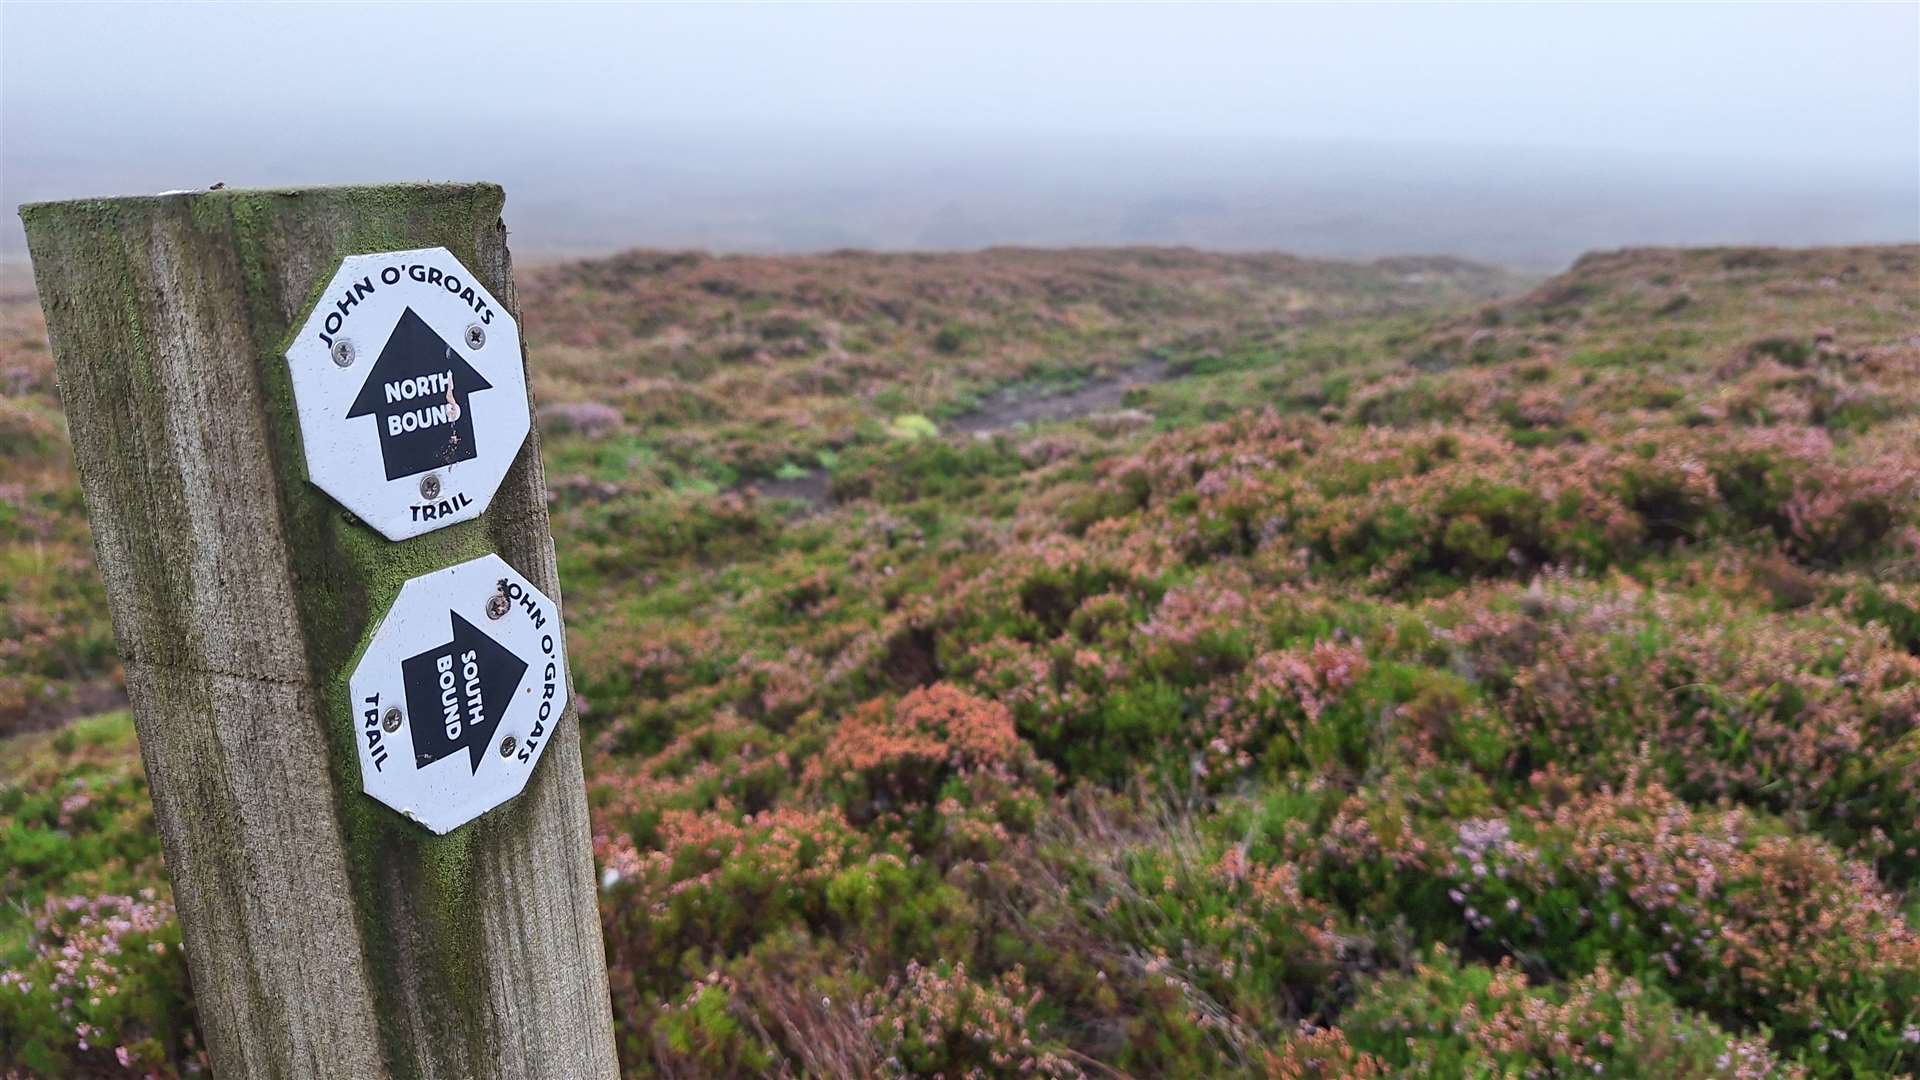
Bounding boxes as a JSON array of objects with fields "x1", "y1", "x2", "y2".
[
  {"x1": 0, "y1": 246, "x2": 1517, "y2": 734},
  {"x1": 515, "y1": 247, "x2": 1522, "y2": 484}
]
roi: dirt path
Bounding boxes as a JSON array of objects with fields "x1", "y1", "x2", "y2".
[
  {"x1": 750, "y1": 467, "x2": 835, "y2": 508},
  {"x1": 2, "y1": 679, "x2": 129, "y2": 741},
  {"x1": 748, "y1": 357, "x2": 1172, "y2": 513},
  {"x1": 949, "y1": 357, "x2": 1168, "y2": 435}
]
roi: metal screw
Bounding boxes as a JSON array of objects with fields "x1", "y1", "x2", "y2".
[
  {"x1": 464, "y1": 324, "x2": 486, "y2": 350},
  {"x1": 419, "y1": 474, "x2": 441, "y2": 500},
  {"x1": 486, "y1": 593, "x2": 511, "y2": 620},
  {"x1": 331, "y1": 339, "x2": 356, "y2": 367},
  {"x1": 382, "y1": 707, "x2": 402, "y2": 733},
  {"x1": 498, "y1": 735, "x2": 516, "y2": 757}
]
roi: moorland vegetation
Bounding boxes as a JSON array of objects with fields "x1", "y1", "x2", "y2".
[{"x1": 2, "y1": 244, "x2": 1916, "y2": 1077}]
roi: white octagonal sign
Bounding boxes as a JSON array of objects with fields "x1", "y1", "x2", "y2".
[
  {"x1": 351, "y1": 554, "x2": 569, "y2": 834},
  {"x1": 287, "y1": 248, "x2": 530, "y2": 540}
]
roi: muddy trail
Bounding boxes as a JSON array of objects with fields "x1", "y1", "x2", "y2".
[
  {"x1": 948, "y1": 357, "x2": 1169, "y2": 435},
  {"x1": 748, "y1": 357, "x2": 1171, "y2": 513}
]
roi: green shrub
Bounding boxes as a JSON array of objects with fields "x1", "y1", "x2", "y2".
[
  {"x1": 1430, "y1": 787, "x2": 1920, "y2": 1077},
  {"x1": 0, "y1": 892, "x2": 199, "y2": 1078},
  {"x1": 867, "y1": 961, "x2": 1083, "y2": 1078},
  {"x1": 932, "y1": 324, "x2": 976, "y2": 355},
  {"x1": 1343, "y1": 950, "x2": 1795, "y2": 1078}
]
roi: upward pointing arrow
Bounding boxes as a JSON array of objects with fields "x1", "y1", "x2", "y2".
[
  {"x1": 347, "y1": 308, "x2": 494, "y2": 481},
  {"x1": 401, "y1": 610, "x2": 528, "y2": 774}
]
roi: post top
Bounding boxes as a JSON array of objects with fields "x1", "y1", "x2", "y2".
[{"x1": 19, "y1": 181, "x2": 504, "y2": 224}]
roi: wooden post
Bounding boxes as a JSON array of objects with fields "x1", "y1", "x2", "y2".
[{"x1": 20, "y1": 185, "x2": 619, "y2": 1079}]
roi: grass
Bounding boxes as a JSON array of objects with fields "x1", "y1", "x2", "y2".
[{"x1": 3, "y1": 242, "x2": 1919, "y2": 1077}]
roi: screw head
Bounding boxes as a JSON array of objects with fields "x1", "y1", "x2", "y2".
[
  {"x1": 382, "y1": 707, "x2": 402, "y2": 733},
  {"x1": 486, "y1": 593, "x2": 511, "y2": 620},
  {"x1": 331, "y1": 339, "x2": 356, "y2": 367},
  {"x1": 419, "y1": 474, "x2": 441, "y2": 500},
  {"x1": 465, "y1": 324, "x2": 486, "y2": 350},
  {"x1": 498, "y1": 735, "x2": 516, "y2": 757}
]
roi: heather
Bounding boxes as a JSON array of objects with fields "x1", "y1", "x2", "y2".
[
  {"x1": 4, "y1": 244, "x2": 1918, "y2": 1076},
  {"x1": 1339, "y1": 950, "x2": 1798, "y2": 1078}
]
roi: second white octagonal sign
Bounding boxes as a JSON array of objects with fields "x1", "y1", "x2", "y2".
[
  {"x1": 351, "y1": 554, "x2": 569, "y2": 834},
  {"x1": 287, "y1": 248, "x2": 530, "y2": 540}
]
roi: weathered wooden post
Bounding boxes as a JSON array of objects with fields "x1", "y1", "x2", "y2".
[{"x1": 20, "y1": 184, "x2": 618, "y2": 1078}]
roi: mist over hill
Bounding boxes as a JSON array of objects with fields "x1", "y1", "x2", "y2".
[
  {"x1": 4, "y1": 128, "x2": 1913, "y2": 271},
  {"x1": 7, "y1": 3, "x2": 1913, "y2": 270}
]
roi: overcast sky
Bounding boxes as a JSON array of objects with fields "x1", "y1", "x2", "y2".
[{"x1": 4, "y1": 2, "x2": 1916, "y2": 265}]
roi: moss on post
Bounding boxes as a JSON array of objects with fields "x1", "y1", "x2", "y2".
[{"x1": 21, "y1": 184, "x2": 616, "y2": 1080}]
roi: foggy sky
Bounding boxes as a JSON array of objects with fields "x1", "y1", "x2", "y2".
[{"x1": 4, "y1": 2, "x2": 1916, "y2": 268}]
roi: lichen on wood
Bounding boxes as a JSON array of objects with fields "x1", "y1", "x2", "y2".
[{"x1": 20, "y1": 184, "x2": 616, "y2": 1080}]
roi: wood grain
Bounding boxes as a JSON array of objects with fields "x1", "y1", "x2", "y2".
[{"x1": 22, "y1": 185, "x2": 618, "y2": 1079}]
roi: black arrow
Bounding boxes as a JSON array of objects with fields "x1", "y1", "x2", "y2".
[
  {"x1": 347, "y1": 307, "x2": 494, "y2": 481},
  {"x1": 400, "y1": 611, "x2": 528, "y2": 774}
]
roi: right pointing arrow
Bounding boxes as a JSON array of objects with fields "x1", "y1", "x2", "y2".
[{"x1": 401, "y1": 610, "x2": 529, "y2": 774}]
